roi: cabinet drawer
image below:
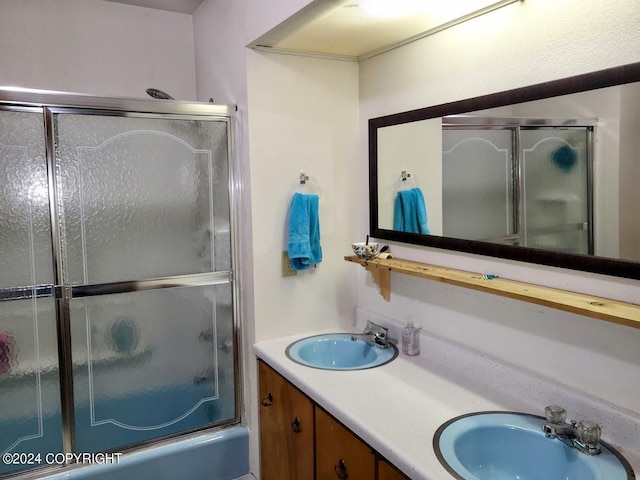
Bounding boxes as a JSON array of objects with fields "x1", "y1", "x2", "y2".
[{"x1": 316, "y1": 407, "x2": 375, "y2": 480}]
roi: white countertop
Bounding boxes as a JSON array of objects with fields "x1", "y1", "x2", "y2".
[{"x1": 254, "y1": 323, "x2": 640, "y2": 480}]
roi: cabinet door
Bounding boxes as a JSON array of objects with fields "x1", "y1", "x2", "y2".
[
  {"x1": 378, "y1": 457, "x2": 411, "y2": 480},
  {"x1": 258, "y1": 361, "x2": 314, "y2": 480},
  {"x1": 316, "y1": 407, "x2": 375, "y2": 480}
]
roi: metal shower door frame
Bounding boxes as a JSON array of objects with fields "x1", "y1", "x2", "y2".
[
  {"x1": 442, "y1": 116, "x2": 595, "y2": 252},
  {"x1": 0, "y1": 88, "x2": 243, "y2": 470}
]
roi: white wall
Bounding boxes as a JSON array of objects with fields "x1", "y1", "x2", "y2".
[
  {"x1": 194, "y1": 0, "x2": 247, "y2": 104},
  {"x1": 359, "y1": 0, "x2": 640, "y2": 413},
  {"x1": 247, "y1": 51, "x2": 359, "y2": 341},
  {"x1": 243, "y1": 51, "x2": 359, "y2": 477},
  {"x1": 0, "y1": 0, "x2": 196, "y2": 99}
]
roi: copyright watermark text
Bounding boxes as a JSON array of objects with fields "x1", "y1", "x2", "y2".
[{"x1": 3, "y1": 452, "x2": 122, "y2": 466}]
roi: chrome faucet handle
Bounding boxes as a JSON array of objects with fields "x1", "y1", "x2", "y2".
[
  {"x1": 357, "y1": 321, "x2": 389, "y2": 347},
  {"x1": 577, "y1": 420, "x2": 601, "y2": 448},
  {"x1": 545, "y1": 405, "x2": 567, "y2": 424},
  {"x1": 375, "y1": 330, "x2": 387, "y2": 340}
]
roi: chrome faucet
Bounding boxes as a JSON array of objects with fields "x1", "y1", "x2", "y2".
[
  {"x1": 542, "y1": 405, "x2": 602, "y2": 455},
  {"x1": 350, "y1": 321, "x2": 389, "y2": 349}
]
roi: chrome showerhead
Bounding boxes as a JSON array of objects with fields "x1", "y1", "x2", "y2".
[{"x1": 146, "y1": 88, "x2": 174, "y2": 100}]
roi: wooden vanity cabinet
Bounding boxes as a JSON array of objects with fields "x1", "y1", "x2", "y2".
[
  {"x1": 258, "y1": 360, "x2": 411, "y2": 480},
  {"x1": 377, "y1": 457, "x2": 411, "y2": 480},
  {"x1": 315, "y1": 407, "x2": 375, "y2": 480},
  {"x1": 258, "y1": 361, "x2": 314, "y2": 480}
]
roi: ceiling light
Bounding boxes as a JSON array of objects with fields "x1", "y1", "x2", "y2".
[{"x1": 352, "y1": 0, "x2": 505, "y2": 20}]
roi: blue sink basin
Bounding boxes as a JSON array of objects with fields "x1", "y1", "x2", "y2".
[
  {"x1": 434, "y1": 412, "x2": 634, "y2": 480},
  {"x1": 285, "y1": 333, "x2": 398, "y2": 370}
]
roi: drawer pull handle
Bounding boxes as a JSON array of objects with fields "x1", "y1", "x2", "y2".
[
  {"x1": 261, "y1": 393, "x2": 273, "y2": 407},
  {"x1": 334, "y1": 459, "x2": 348, "y2": 479},
  {"x1": 291, "y1": 417, "x2": 301, "y2": 433}
]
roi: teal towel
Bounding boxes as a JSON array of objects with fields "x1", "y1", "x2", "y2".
[
  {"x1": 393, "y1": 187, "x2": 430, "y2": 235},
  {"x1": 288, "y1": 193, "x2": 322, "y2": 270}
]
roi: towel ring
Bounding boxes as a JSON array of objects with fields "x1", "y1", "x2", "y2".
[
  {"x1": 396, "y1": 170, "x2": 419, "y2": 192},
  {"x1": 289, "y1": 172, "x2": 321, "y2": 198}
]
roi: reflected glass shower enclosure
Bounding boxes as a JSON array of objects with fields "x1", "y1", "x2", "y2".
[
  {"x1": 442, "y1": 117, "x2": 594, "y2": 255},
  {"x1": 0, "y1": 90, "x2": 239, "y2": 477}
]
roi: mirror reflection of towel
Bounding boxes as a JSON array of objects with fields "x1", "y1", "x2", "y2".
[
  {"x1": 288, "y1": 193, "x2": 322, "y2": 270},
  {"x1": 393, "y1": 187, "x2": 430, "y2": 234}
]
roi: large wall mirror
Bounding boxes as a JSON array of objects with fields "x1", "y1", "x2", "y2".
[{"x1": 369, "y1": 62, "x2": 640, "y2": 280}]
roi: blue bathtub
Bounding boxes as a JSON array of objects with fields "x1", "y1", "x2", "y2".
[{"x1": 39, "y1": 426, "x2": 251, "y2": 480}]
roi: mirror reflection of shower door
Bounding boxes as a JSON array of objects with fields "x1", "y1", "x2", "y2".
[
  {"x1": 521, "y1": 128, "x2": 591, "y2": 255},
  {"x1": 442, "y1": 129, "x2": 517, "y2": 243},
  {"x1": 443, "y1": 122, "x2": 593, "y2": 254},
  {"x1": 54, "y1": 113, "x2": 235, "y2": 453},
  {"x1": 0, "y1": 110, "x2": 63, "y2": 476}
]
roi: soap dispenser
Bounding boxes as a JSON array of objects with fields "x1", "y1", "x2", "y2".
[{"x1": 401, "y1": 321, "x2": 420, "y2": 356}]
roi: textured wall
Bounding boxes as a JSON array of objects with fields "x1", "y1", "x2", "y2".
[{"x1": 0, "y1": 0, "x2": 196, "y2": 99}]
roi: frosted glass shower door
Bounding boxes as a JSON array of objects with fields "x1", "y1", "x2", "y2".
[
  {"x1": 0, "y1": 110, "x2": 63, "y2": 475},
  {"x1": 521, "y1": 128, "x2": 591, "y2": 254},
  {"x1": 54, "y1": 114, "x2": 235, "y2": 453},
  {"x1": 442, "y1": 129, "x2": 516, "y2": 242}
]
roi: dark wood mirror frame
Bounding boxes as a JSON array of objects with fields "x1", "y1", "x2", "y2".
[{"x1": 369, "y1": 61, "x2": 640, "y2": 280}]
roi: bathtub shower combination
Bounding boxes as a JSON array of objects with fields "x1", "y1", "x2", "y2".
[{"x1": 0, "y1": 89, "x2": 249, "y2": 479}]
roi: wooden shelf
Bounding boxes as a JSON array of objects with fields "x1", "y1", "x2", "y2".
[{"x1": 344, "y1": 255, "x2": 640, "y2": 330}]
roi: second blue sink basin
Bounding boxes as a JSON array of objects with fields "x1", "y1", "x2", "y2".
[
  {"x1": 434, "y1": 412, "x2": 634, "y2": 480},
  {"x1": 285, "y1": 333, "x2": 398, "y2": 370}
]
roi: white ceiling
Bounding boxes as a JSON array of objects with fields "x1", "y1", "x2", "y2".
[
  {"x1": 251, "y1": 0, "x2": 519, "y2": 61},
  {"x1": 103, "y1": 0, "x2": 205, "y2": 14},
  {"x1": 103, "y1": 0, "x2": 519, "y2": 61}
]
